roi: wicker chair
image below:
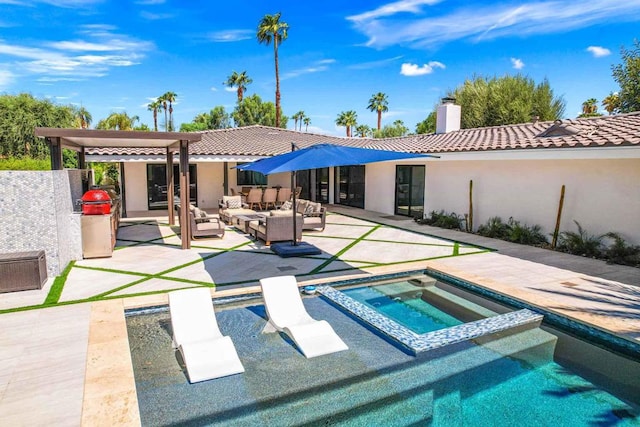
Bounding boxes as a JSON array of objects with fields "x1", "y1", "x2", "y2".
[
  {"x1": 262, "y1": 188, "x2": 277, "y2": 210},
  {"x1": 248, "y1": 212, "x2": 303, "y2": 245},
  {"x1": 189, "y1": 210, "x2": 225, "y2": 240},
  {"x1": 246, "y1": 188, "x2": 263, "y2": 210}
]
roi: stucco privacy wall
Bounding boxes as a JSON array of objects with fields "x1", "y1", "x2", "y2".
[
  {"x1": 424, "y1": 158, "x2": 640, "y2": 245},
  {"x1": 0, "y1": 170, "x2": 82, "y2": 277}
]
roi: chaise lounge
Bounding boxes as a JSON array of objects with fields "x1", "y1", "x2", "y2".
[
  {"x1": 168, "y1": 287, "x2": 245, "y2": 383},
  {"x1": 259, "y1": 275, "x2": 348, "y2": 358}
]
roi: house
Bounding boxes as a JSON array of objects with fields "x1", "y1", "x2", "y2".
[{"x1": 84, "y1": 102, "x2": 640, "y2": 245}]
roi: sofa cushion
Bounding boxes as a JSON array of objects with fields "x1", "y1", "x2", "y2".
[
  {"x1": 192, "y1": 207, "x2": 203, "y2": 217},
  {"x1": 270, "y1": 210, "x2": 292, "y2": 217},
  {"x1": 308, "y1": 202, "x2": 322, "y2": 213},
  {"x1": 222, "y1": 195, "x2": 242, "y2": 209},
  {"x1": 304, "y1": 216, "x2": 323, "y2": 226},
  {"x1": 281, "y1": 200, "x2": 293, "y2": 210},
  {"x1": 196, "y1": 221, "x2": 222, "y2": 231},
  {"x1": 296, "y1": 200, "x2": 308, "y2": 213}
]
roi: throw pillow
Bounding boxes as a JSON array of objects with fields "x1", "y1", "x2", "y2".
[
  {"x1": 199, "y1": 209, "x2": 209, "y2": 218},
  {"x1": 226, "y1": 197, "x2": 242, "y2": 209},
  {"x1": 304, "y1": 204, "x2": 316, "y2": 215},
  {"x1": 192, "y1": 207, "x2": 203, "y2": 217},
  {"x1": 297, "y1": 200, "x2": 308, "y2": 214},
  {"x1": 308, "y1": 202, "x2": 321, "y2": 213},
  {"x1": 281, "y1": 200, "x2": 292, "y2": 210}
]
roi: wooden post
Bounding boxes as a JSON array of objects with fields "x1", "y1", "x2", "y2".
[
  {"x1": 179, "y1": 141, "x2": 190, "y2": 249},
  {"x1": 551, "y1": 185, "x2": 565, "y2": 249},
  {"x1": 167, "y1": 147, "x2": 175, "y2": 225},
  {"x1": 48, "y1": 137, "x2": 63, "y2": 170},
  {"x1": 468, "y1": 179, "x2": 474, "y2": 232}
]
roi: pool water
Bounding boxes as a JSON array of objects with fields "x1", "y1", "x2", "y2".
[
  {"x1": 127, "y1": 294, "x2": 640, "y2": 426},
  {"x1": 342, "y1": 282, "x2": 464, "y2": 334}
]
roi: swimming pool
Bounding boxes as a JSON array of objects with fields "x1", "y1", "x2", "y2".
[{"x1": 126, "y1": 276, "x2": 640, "y2": 426}]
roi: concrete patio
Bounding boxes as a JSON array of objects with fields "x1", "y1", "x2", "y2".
[{"x1": 0, "y1": 207, "x2": 638, "y2": 426}]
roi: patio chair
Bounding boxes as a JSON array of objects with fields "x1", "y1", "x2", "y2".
[
  {"x1": 259, "y1": 275, "x2": 348, "y2": 358},
  {"x1": 262, "y1": 188, "x2": 277, "y2": 210},
  {"x1": 189, "y1": 209, "x2": 225, "y2": 239},
  {"x1": 246, "y1": 188, "x2": 263, "y2": 210},
  {"x1": 276, "y1": 187, "x2": 292, "y2": 207},
  {"x1": 168, "y1": 287, "x2": 245, "y2": 383}
]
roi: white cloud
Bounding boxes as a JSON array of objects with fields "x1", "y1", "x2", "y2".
[
  {"x1": 210, "y1": 87, "x2": 218, "y2": 92},
  {"x1": 206, "y1": 30, "x2": 253, "y2": 43},
  {"x1": 587, "y1": 45, "x2": 611, "y2": 57},
  {"x1": 0, "y1": 69, "x2": 14, "y2": 87},
  {"x1": 511, "y1": 57, "x2": 524, "y2": 69},
  {"x1": 349, "y1": 55, "x2": 403, "y2": 70},
  {"x1": 347, "y1": 0, "x2": 640, "y2": 49},
  {"x1": 4, "y1": 0, "x2": 104, "y2": 7},
  {"x1": 282, "y1": 59, "x2": 336, "y2": 80},
  {"x1": 134, "y1": 0, "x2": 165, "y2": 4},
  {"x1": 139, "y1": 11, "x2": 174, "y2": 20},
  {"x1": 224, "y1": 87, "x2": 236, "y2": 92},
  {"x1": 400, "y1": 61, "x2": 444, "y2": 76}
]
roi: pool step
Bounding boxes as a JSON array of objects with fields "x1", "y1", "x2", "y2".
[{"x1": 318, "y1": 285, "x2": 544, "y2": 356}]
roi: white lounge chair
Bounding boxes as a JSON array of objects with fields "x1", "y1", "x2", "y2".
[
  {"x1": 259, "y1": 275, "x2": 348, "y2": 358},
  {"x1": 168, "y1": 287, "x2": 245, "y2": 383}
]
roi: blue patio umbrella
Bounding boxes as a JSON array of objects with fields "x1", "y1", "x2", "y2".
[{"x1": 236, "y1": 143, "x2": 437, "y2": 255}]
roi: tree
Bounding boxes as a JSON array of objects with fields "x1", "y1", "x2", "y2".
[
  {"x1": 95, "y1": 112, "x2": 139, "y2": 130},
  {"x1": 225, "y1": 71, "x2": 253, "y2": 103},
  {"x1": 367, "y1": 92, "x2": 389, "y2": 130},
  {"x1": 162, "y1": 91, "x2": 177, "y2": 131},
  {"x1": 335, "y1": 110, "x2": 357, "y2": 137},
  {"x1": 447, "y1": 74, "x2": 565, "y2": 128},
  {"x1": 602, "y1": 92, "x2": 621, "y2": 115},
  {"x1": 180, "y1": 106, "x2": 231, "y2": 131},
  {"x1": 75, "y1": 106, "x2": 92, "y2": 129},
  {"x1": 257, "y1": 12, "x2": 289, "y2": 128},
  {"x1": 293, "y1": 110, "x2": 304, "y2": 131},
  {"x1": 611, "y1": 40, "x2": 640, "y2": 113},
  {"x1": 231, "y1": 94, "x2": 288, "y2": 128},
  {"x1": 0, "y1": 93, "x2": 76, "y2": 159},
  {"x1": 415, "y1": 111, "x2": 436, "y2": 134},
  {"x1": 303, "y1": 116, "x2": 311, "y2": 132},
  {"x1": 147, "y1": 100, "x2": 162, "y2": 131},
  {"x1": 578, "y1": 98, "x2": 602, "y2": 118},
  {"x1": 158, "y1": 94, "x2": 168, "y2": 131},
  {"x1": 374, "y1": 120, "x2": 409, "y2": 138},
  {"x1": 355, "y1": 124, "x2": 372, "y2": 138}
]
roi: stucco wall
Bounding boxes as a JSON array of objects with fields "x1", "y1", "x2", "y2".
[
  {"x1": 364, "y1": 162, "x2": 398, "y2": 214},
  {"x1": 123, "y1": 163, "x2": 148, "y2": 212},
  {"x1": 424, "y1": 158, "x2": 640, "y2": 244},
  {"x1": 196, "y1": 163, "x2": 224, "y2": 208}
]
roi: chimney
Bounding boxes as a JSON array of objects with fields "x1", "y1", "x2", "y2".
[{"x1": 436, "y1": 97, "x2": 461, "y2": 134}]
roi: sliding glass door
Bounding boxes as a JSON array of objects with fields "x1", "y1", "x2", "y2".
[
  {"x1": 147, "y1": 164, "x2": 197, "y2": 210},
  {"x1": 395, "y1": 165, "x2": 424, "y2": 217},
  {"x1": 335, "y1": 165, "x2": 365, "y2": 208}
]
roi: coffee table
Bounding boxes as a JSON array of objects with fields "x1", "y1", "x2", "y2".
[{"x1": 233, "y1": 214, "x2": 266, "y2": 233}]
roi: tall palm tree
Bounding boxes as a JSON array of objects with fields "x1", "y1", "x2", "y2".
[
  {"x1": 147, "y1": 100, "x2": 161, "y2": 131},
  {"x1": 257, "y1": 12, "x2": 289, "y2": 128},
  {"x1": 163, "y1": 92, "x2": 177, "y2": 131},
  {"x1": 367, "y1": 92, "x2": 389, "y2": 130},
  {"x1": 158, "y1": 94, "x2": 168, "y2": 131},
  {"x1": 303, "y1": 116, "x2": 310, "y2": 132},
  {"x1": 293, "y1": 110, "x2": 304, "y2": 131},
  {"x1": 602, "y1": 92, "x2": 620, "y2": 115},
  {"x1": 225, "y1": 71, "x2": 253, "y2": 103},
  {"x1": 96, "y1": 112, "x2": 138, "y2": 130},
  {"x1": 75, "y1": 106, "x2": 92, "y2": 129},
  {"x1": 355, "y1": 124, "x2": 372, "y2": 138},
  {"x1": 335, "y1": 110, "x2": 357, "y2": 137}
]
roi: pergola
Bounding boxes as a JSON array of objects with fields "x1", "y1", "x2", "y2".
[{"x1": 34, "y1": 128, "x2": 202, "y2": 249}]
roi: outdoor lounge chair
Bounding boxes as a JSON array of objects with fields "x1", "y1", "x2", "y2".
[
  {"x1": 259, "y1": 275, "x2": 348, "y2": 358},
  {"x1": 168, "y1": 288, "x2": 245, "y2": 383}
]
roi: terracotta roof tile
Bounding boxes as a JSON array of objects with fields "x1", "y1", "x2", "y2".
[{"x1": 87, "y1": 112, "x2": 640, "y2": 157}]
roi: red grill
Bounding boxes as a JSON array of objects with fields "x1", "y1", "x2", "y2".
[{"x1": 81, "y1": 189, "x2": 111, "y2": 215}]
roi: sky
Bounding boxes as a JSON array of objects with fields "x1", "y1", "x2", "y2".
[{"x1": 1, "y1": 0, "x2": 639, "y2": 136}]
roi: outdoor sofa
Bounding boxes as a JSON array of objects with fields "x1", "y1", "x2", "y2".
[
  {"x1": 218, "y1": 195, "x2": 257, "y2": 224},
  {"x1": 248, "y1": 211, "x2": 303, "y2": 245}
]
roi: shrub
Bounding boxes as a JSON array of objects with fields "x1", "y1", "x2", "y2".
[
  {"x1": 477, "y1": 216, "x2": 510, "y2": 239},
  {"x1": 415, "y1": 210, "x2": 463, "y2": 230},
  {"x1": 507, "y1": 218, "x2": 548, "y2": 245},
  {"x1": 602, "y1": 233, "x2": 640, "y2": 268},
  {"x1": 557, "y1": 221, "x2": 603, "y2": 258}
]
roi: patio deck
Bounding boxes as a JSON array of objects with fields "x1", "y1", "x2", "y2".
[{"x1": 0, "y1": 207, "x2": 638, "y2": 425}]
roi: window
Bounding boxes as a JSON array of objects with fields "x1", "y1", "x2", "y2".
[
  {"x1": 147, "y1": 164, "x2": 197, "y2": 210},
  {"x1": 237, "y1": 163, "x2": 267, "y2": 186}
]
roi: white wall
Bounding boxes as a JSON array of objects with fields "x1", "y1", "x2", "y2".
[
  {"x1": 425, "y1": 158, "x2": 640, "y2": 244},
  {"x1": 196, "y1": 163, "x2": 224, "y2": 208},
  {"x1": 123, "y1": 163, "x2": 148, "y2": 212},
  {"x1": 365, "y1": 162, "x2": 398, "y2": 214}
]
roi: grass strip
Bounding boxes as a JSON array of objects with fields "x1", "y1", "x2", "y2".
[
  {"x1": 43, "y1": 261, "x2": 74, "y2": 305},
  {"x1": 310, "y1": 225, "x2": 381, "y2": 274}
]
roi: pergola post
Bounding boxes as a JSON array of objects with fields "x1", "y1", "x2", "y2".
[
  {"x1": 78, "y1": 147, "x2": 86, "y2": 170},
  {"x1": 179, "y1": 140, "x2": 190, "y2": 249},
  {"x1": 48, "y1": 137, "x2": 63, "y2": 170},
  {"x1": 166, "y1": 147, "x2": 175, "y2": 225}
]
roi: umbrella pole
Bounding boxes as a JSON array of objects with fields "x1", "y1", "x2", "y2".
[{"x1": 291, "y1": 170, "x2": 297, "y2": 246}]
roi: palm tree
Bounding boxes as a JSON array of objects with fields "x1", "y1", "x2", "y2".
[
  {"x1": 147, "y1": 100, "x2": 161, "y2": 131},
  {"x1": 225, "y1": 71, "x2": 253, "y2": 103},
  {"x1": 96, "y1": 112, "x2": 138, "y2": 130},
  {"x1": 293, "y1": 110, "x2": 304, "y2": 131},
  {"x1": 303, "y1": 116, "x2": 310, "y2": 132},
  {"x1": 158, "y1": 94, "x2": 168, "y2": 131},
  {"x1": 581, "y1": 98, "x2": 598, "y2": 115},
  {"x1": 355, "y1": 124, "x2": 372, "y2": 138},
  {"x1": 335, "y1": 110, "x2": 358, "y2": 137},
  {"x1": 75, "y1": 106, "x2": 92, "y2": 129},
  {"x1": 367, "y1": 92, "x2": 389, "y2": 130},
  {"x1": 257, "y1": 12, "x2": 289, "y2": 128},
  {"x1": 602, "y1": 92, "x2": 620, "y2": 115},
  {"x1": 163, "y1": 92, "x2": 177, "y2": 131}
]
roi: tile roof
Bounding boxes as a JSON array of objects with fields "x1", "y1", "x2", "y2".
[{"x1": 87, "y1": 112, "x2": 640, "y2": 157}]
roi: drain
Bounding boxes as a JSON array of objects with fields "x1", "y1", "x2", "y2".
[{"x1": 277, "y1": 266, "x2": 297, "y2": 272}]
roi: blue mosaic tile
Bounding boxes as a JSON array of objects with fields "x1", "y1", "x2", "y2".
[{"x1": 317, "y1": 285, "x2": 542, "y2": 355}]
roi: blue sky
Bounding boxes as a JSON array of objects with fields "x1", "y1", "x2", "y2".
[{"x1": 1, "y1": 0, "x2": 639, "y2": 136}]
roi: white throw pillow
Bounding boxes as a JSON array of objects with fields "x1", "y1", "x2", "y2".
[
  {"x1": 226, "y1": 198, "x2": 242, "y2": 209},
  {"x1": 281, "y1": 200, "x2": 292, "y2": 210}
]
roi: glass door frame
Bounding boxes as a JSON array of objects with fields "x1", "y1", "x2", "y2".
[{"x1": 394, "y1": 165, "x2": 425, "y2": 217}]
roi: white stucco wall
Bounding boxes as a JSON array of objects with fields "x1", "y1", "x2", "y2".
[
  {"x1": 424, "y1": 158, "x2": 640, "y2": 244},
  {"x1": 365, "y1": 162, "x2": 398, "y2": 214},
  {"x1": 196, "y1": 163, "x2": 224, "y2": 208},
  {"x1": 123, "y1": 163, "x2": 148, "y2": 212}
]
